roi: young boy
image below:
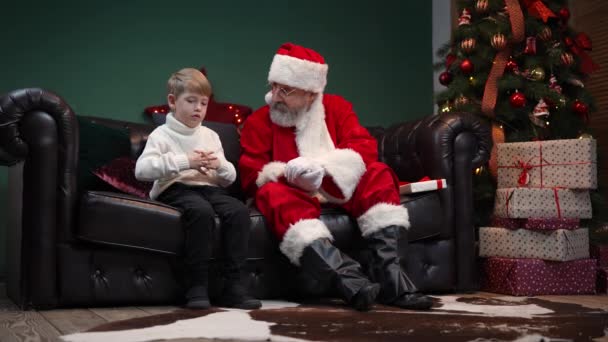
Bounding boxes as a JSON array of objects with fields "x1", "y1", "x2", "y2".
[{"x1": 135, "y1": 68, "x2": 261, "y2": 310}]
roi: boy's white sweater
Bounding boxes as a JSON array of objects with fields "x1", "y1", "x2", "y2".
[{"x1": 135, "y1": 113, "x2": 236, "y2": 199}]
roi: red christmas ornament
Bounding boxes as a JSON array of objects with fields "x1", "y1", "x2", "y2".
[
  {"x1": 439, "y1": 71, "x2": 453, "y2": 86},
  {"x1": 460, "y1": 59, "x2": 474, "y2": 74},
  {"x1": 509, "y1": 91, "x2": 527, "y2": 108},
  {"x1": 524, "y1": 37, "x2": 537, "y2": 55},
  {"x1": 572, "y1": 100, "x2": 589, "y2": 116},
  {"x1": 446, "y1": 54, "x2": 457, "y2": 68},
  {"x1": 505, "y1": 58, "x2": 519, "y2": 73},
  {"x1": 559, "y1": 7, "x2": 570, "y2": 22}
]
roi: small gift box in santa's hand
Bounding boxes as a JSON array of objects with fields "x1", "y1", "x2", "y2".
[{"x1": 399, "y1": 177, "x2": 447, "y2": 195}]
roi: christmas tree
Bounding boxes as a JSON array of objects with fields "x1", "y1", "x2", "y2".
[{"x1": 434, "y1": 0, "x2": 606, "y2": 234}]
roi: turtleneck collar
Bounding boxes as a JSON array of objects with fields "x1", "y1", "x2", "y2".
[{"x1": 166, "y1": 112, "x2": 199, "y2": 135}]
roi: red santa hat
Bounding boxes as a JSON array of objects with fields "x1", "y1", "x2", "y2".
[{"x1": 268, "y1": 43, "x2": 328, "y2": 93}]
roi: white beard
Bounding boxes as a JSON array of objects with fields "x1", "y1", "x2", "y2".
[
  {"x1": 269, "y1": 95, "x2": 335, "y2": 158},
  {"x1": 269, "y1": 102, "x2": 310, "y2": 128}
]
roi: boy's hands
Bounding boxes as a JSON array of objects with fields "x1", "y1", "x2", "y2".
[{"x1": 188, "y1": 150, "x2": 220, "y2": 174}]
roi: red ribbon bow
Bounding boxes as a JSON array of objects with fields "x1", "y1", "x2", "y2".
[
  {"x1": 516, "y1": 161, "x2": 533, "y2": 186},
  {"x1": 565, "y1": 33, "x2": 600, "y2": 74},
  {"x1": 522, "y1": 0, "x2": 556, "y2": 22}
]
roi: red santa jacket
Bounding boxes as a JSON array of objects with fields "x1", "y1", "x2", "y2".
[{"x1": 239, "y1": 94, "x2": 378, "y2": 203}]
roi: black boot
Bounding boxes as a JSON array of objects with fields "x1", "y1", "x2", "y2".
[
  {"x1": 215, "y1": 267, "x2": 262, "y2": 309},
  {"x1": 185, "y1": 283, "x2": 211, "y2": 309},
  {"x1": 363, "y1": 226, "x2": 433, "y2": 310},
  {"x1": 298, "y1": 238, "x2": 381, "y2": 311}
]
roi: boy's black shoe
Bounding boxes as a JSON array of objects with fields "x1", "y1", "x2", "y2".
[
  {"x1": 185, "y1": 285, "x2": 211, "y2": 309},
  {"x1": 215, "y1": 281, "x2": 262, "y2": 309},
  {"x1": 389, "y1": 293, "x2": 433, "y2": 310}
]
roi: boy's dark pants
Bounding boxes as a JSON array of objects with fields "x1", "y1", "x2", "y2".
[{"x1": 158, "y1": 183, "x2": 251, "y2": 289}]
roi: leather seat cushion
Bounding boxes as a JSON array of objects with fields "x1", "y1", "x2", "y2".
[{"x1": 77, "y1": 189, "x2": 443, "y2": 257}]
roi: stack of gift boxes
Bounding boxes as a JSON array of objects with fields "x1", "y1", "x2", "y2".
[{"x1": 479, "y1": 138, "x2": 597, "y2": 296}]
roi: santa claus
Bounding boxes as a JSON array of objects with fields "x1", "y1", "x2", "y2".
[{"x1": 239, "y1": 42, "x2": 432, "y2": 311}]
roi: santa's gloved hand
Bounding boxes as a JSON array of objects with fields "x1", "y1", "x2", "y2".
[{"x1": 285, "y1": 157, "x2": 325, "y2": 192}]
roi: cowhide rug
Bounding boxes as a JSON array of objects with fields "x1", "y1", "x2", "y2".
[{"x1": 62, "y1": 296, "x2": 608, "y2": 342}]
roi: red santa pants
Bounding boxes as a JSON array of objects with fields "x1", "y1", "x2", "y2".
[{"x1": 255, "y1": 162, "x2": 401, "y2": 240}]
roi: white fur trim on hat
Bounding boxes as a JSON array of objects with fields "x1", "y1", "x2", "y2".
[
  {"x1": 264, "y1": 91, "x2": 273, "y2": 105},
  {"x1": 255, "y1": 161, "x2": 286, "y2": 188},
  {"x1": 317, "y1": 148, "x2": 366, "y2": 203},
  {"x1": 279, "y1": 219, "x2": 333, "y2": 266},
  {"x1": 357, "y1": 203, "x2": 410, "y2": 237},
  {"x1": 269, "y1": 54, "x2": 328, "y2": 93}
]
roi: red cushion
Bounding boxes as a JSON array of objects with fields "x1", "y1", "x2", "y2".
[{"x1": 93, "y1": 157, "x2": 153, "y2": 199}]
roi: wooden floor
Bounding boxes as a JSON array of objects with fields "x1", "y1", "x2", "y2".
[{"x1": 1, "y1": 283, "x2": 607, "y2": 342}]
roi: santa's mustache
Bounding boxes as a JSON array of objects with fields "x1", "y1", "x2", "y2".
[{"x1": 271, "y1": 102, "x2": 289, "y2": 113}]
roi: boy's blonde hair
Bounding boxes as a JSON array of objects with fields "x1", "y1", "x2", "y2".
[{"x1": 167, "y1": 68, "x2": 212, "y2": 98}]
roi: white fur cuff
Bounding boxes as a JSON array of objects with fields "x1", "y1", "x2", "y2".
[
  {"x1": 255, "y1": 161, "x2": 286, "y2": 188},
  {"x1": 279, "y1": 219, "x2": 333, "y2": 266},
  {"x1": 268, "y1": 54, "x2": 328, "y2": 93},
  {"x1": 357, "y1": 203, "x2": 410, "y2": 237},
  {"x1": 317, "y1": 148, "x2": 366, "y2": 203}
]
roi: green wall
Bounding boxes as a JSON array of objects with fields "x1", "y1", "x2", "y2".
[{"x1": 0, "y1": 0, "x2": 433, "y2": 277}]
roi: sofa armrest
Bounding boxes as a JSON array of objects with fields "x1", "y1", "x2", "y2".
[
  {"x1": 379, "y1": 112, "x2": 490, "y2": 180},
  {"x1": 379, "y1": 112, "x2": 491, "y2": 292},
  {"x1": 0, "y1": 88, "x2": 79, "y2": 308}
]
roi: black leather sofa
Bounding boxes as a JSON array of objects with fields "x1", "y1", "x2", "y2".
[{"x1": 0, "y1": 88, "x2": 491, "y2": 309}]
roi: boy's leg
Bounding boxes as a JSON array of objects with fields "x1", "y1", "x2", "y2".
[
  {"x1": 201, "y1": 186, "x2": 260, "y2": 309},
  {"x1": 157, "y1": 183, "x2": 214, "y2": 309}
]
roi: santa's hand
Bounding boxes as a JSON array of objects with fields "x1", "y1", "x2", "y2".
[{"x1": 285, "y1": 157, "x2": 325, "y2": 192}]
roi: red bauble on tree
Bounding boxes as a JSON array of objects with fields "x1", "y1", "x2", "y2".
[
  {"x1": 509, "y1": 91, "x2": 527, "y2": 108},
  {"x1": 439, "y1": 71, "x2": 453, "y2": 86},
  {"x1": 572, "y1": 100, "x2": 589, "y2": 116},
  {"x1": 559, "y1": 7, "x2": 570, "y2": 22},
  {"x1": 460, "y1": 59, "x2": 474, "y2": 74},
  {"x1": 446, "y1": 54, "x2": 457, "y2": 68},
  {"x1": 505, "y1": 58, "x2": 519, "y2": 73}
]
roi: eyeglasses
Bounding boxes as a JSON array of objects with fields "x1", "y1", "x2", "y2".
[{"x1": 270, "y1": 83, "x2": 297, "y2": 98}]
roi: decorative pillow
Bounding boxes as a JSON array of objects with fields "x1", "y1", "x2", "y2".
[
  {"x1": 93, "y1": 157, "x2": 153, "y2": 199},
  {"x1": 77, "y1": 117, "x2": 132, "y2": 191}
]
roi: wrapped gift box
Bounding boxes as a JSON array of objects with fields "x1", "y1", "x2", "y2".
[
  {"x1": 493, "y1": 188, "x2": 592, "y2": 219},
  {"x1": 481, "y1": 257, "x2": 596, "y2": 296},
  {"x1": 489, "y1": 217, "x2": 580, "y2": 230},
  {"x1": 497, "y1": 139, "x2": 597, "y2": 189},
  {"x1": 399, "y1": 179, "x2": 446, "y2": 195},
  {"x1": 591, "y1": 244, "x2": 608, "y2": 267},
  {"x1": 479, "y1": 227, "x2": 589, "y2": 261}
]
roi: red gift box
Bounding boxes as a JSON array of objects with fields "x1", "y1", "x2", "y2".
[
  {"x1": 481, "y1": 257, "x2": 596, "y2": 296},
  {"x1": 490, "y1": 216, "x2": 580, "y2": 230},
  {"x1": 591, "y1": 244, "x2": 608, "y2": 267}
]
